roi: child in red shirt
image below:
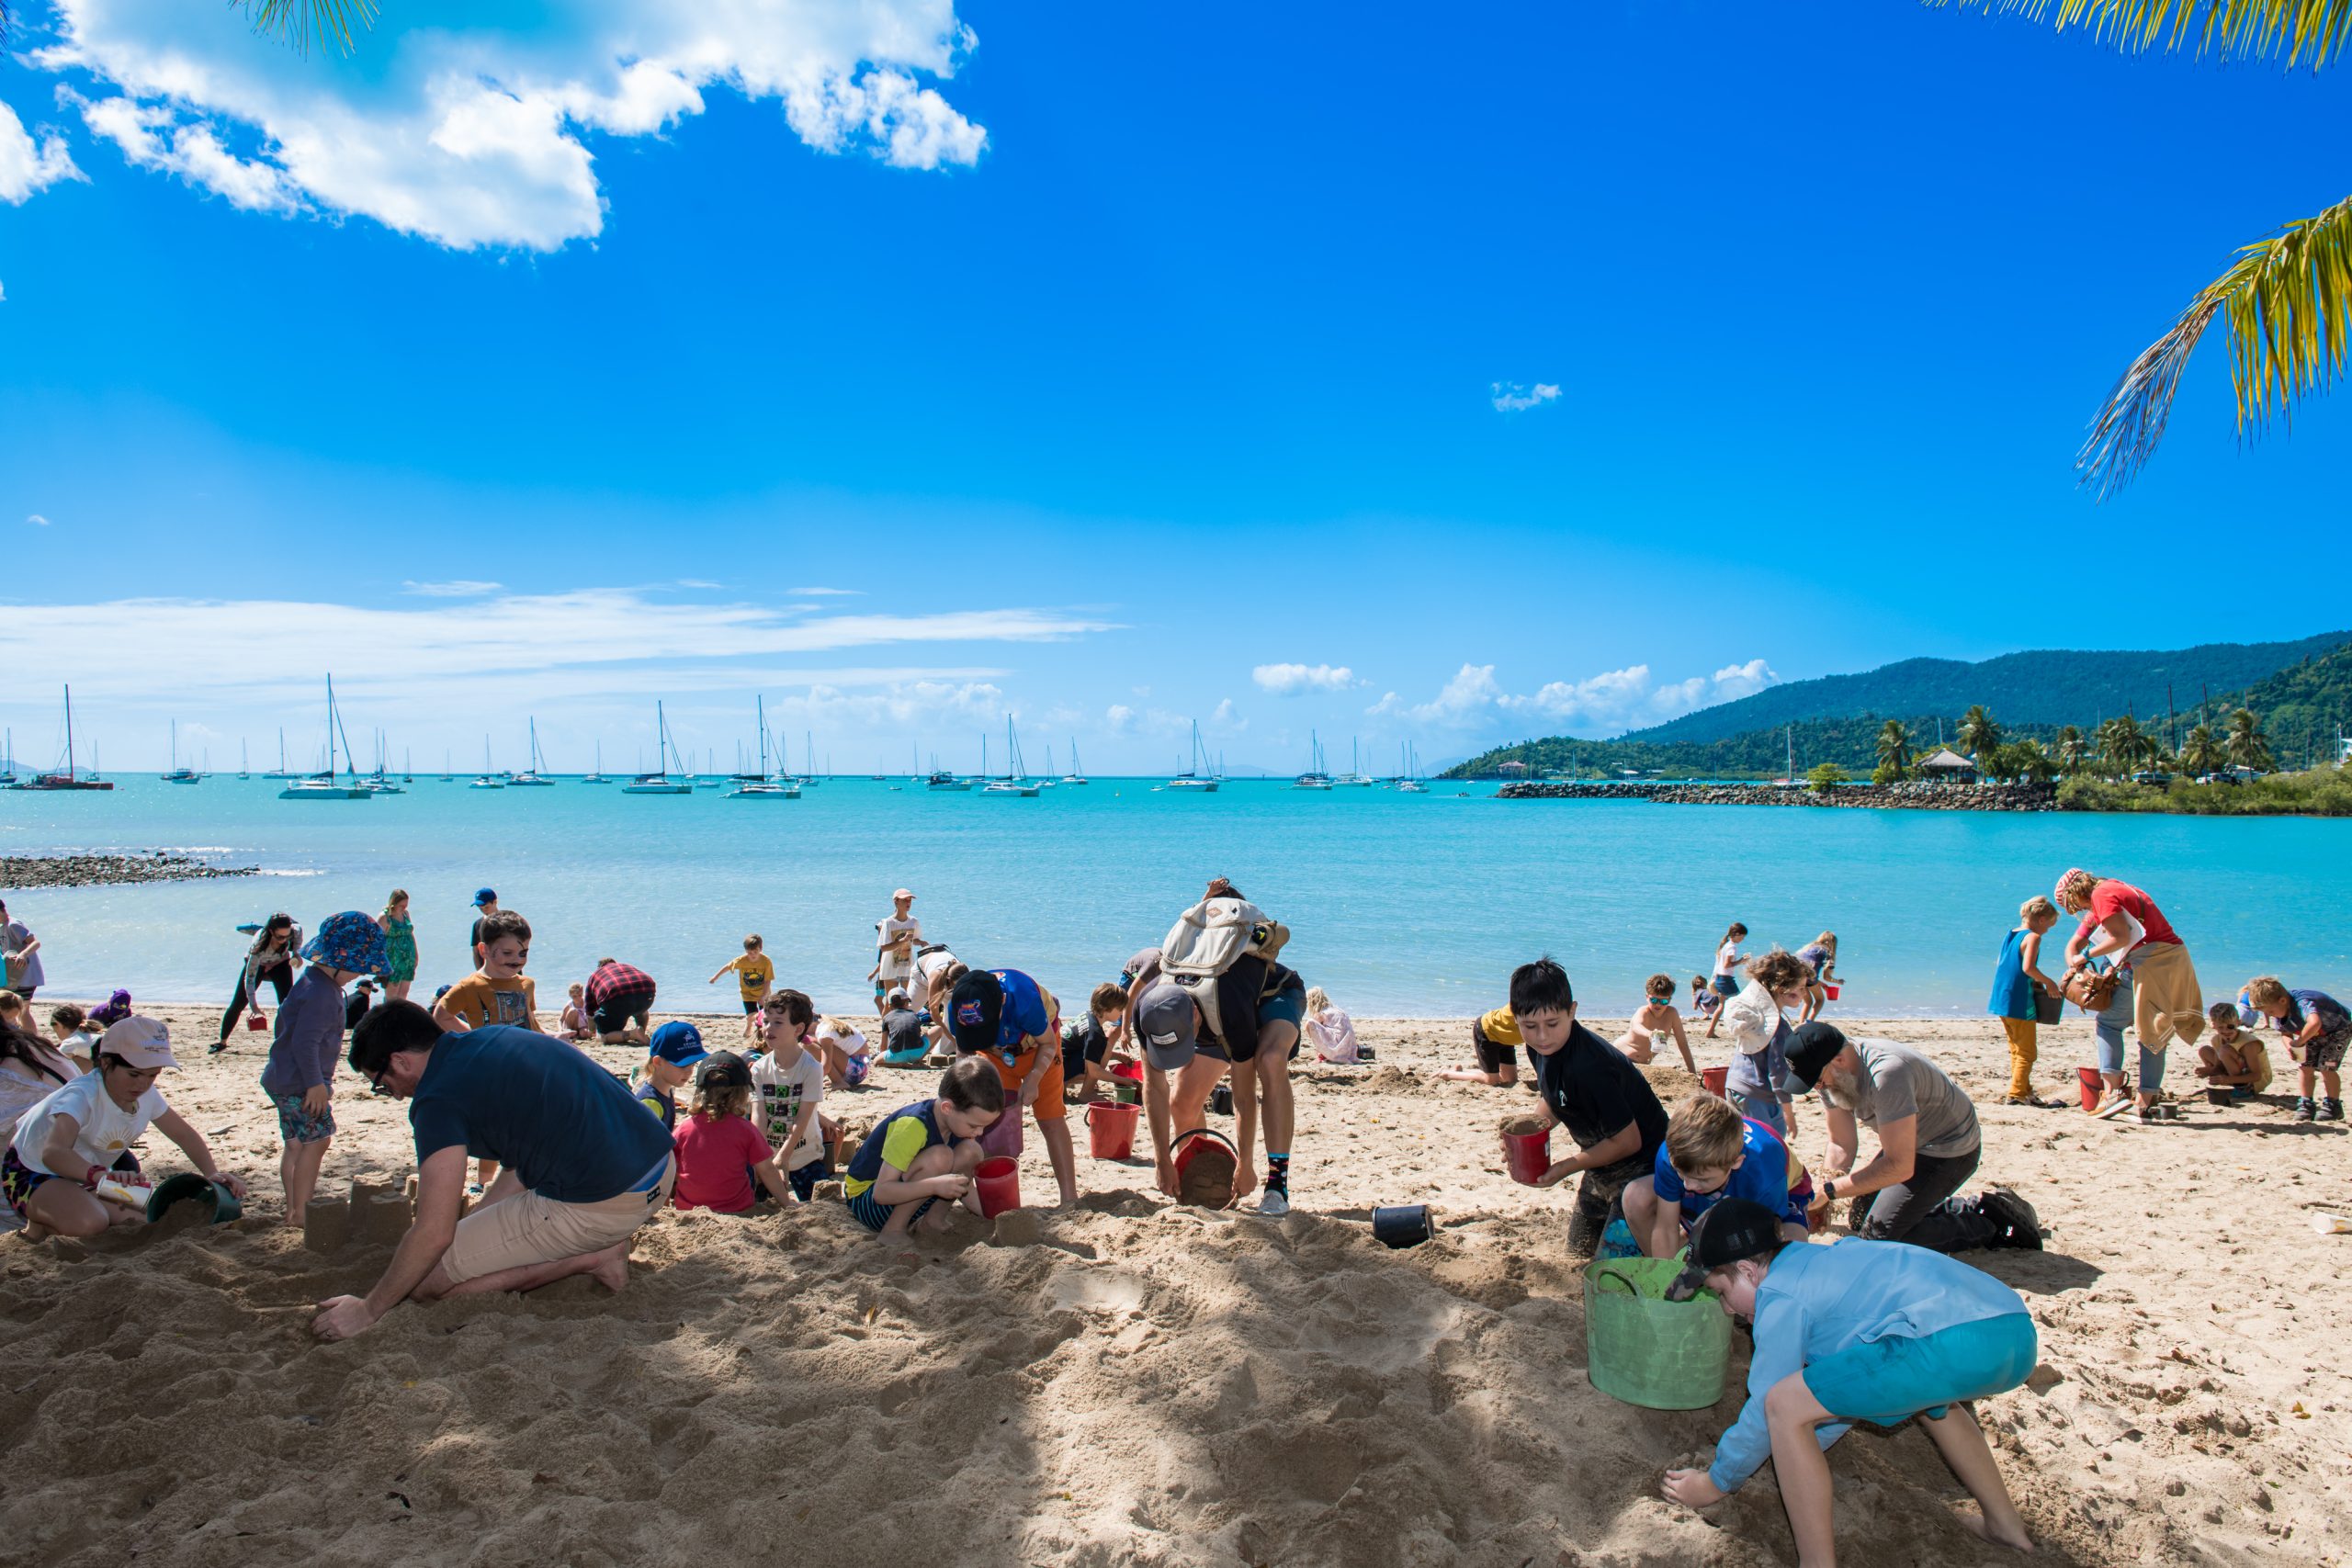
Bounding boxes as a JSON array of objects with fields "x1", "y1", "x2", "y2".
[{"x1": 673, "y1": 1052, "x2": 798, "y2": 1213}]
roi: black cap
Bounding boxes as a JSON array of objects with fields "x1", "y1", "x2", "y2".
[
  {"x1": 947, "y1": 970, "x2": 1002, "y2": 1054},
  {"x1": 695, "y1": 1050, "x2": 752, "y2": 1091},
  {"x1": 1783, "y1": 1021, "x2": 1850, "y2": 1089},
  {"x1": 1685, "y1": 1198, "x2": 1784, "y2": 1270}
]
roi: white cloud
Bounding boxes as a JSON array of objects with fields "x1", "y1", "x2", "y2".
[
  {"x1": 38, "y1": 1, "x2": 988, "y2": 251},
  {"x1": 401, "y1": 578, "x2": 503, "y2": 597},
  {"x1": 0, "y1": 95, "x2": 82, "y2": 204},
  {"x1": 1372, "y1": 659, "x2": 1780, "y2": 734},
  {"x1": 1103, "y1": 704, "x2": 1135, "y2": 734},
  {"x1": 26, "y1": 513, "x2": 51, "y2": 527},
  {"x1": 1208, "y1": 697, "x2": 1246, "y2": 732},
  {"x1": 1490, "y1": 381, "x2": 1560, "y2": 413},
  {"x1": 1251, "y1": 661, "x2": 1359, "y2": 695},
  {"x1": 786, "y1": 586, "x2": 862, "y2": 597}
]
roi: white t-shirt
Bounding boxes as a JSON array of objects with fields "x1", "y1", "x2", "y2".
[
  {"x1": 911, "y1": 945, "x2": 956, "y2": 998},
  {"x1": 877, "y1": 915, "x2": 922, "y2": 979},
  {"x1": 748, "y1": 1048, "x2": 826, "y2": 1170},
  {"x1": 1713, "y1": 940, "x2": 1742, "y2": 980},
  {"x1": 10, "y1": 1072, "x2": 166, "y2": 1176}
]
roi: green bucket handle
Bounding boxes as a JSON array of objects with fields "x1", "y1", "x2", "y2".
[{"x1": 1592, "y1": 1260, "x2": 1645, "y2": 1297}]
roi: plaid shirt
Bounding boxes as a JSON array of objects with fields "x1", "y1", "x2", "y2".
[{"x1": 585, "y1": 961, "x2": 656, "y2": 1010}]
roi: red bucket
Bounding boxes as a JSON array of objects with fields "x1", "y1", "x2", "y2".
[
  {"x1": 1111, "y1": 1060, "x2": 1143, "y2": 1083},
  {"x1": 1500, "y1": 1117, "x2": 1552, "y2": 1186},
  {"x1": 1171, "y1": 1127, "x2": 1239, "y2": 1209},
  {"x1": 975, "y1": 1156, "x2": 1021, "y2": 1217},
  {"x1": 1086, "y1": 1100, "x2": 1140, "y2": 1160},
  {"x1": 2077, "y1": 1066, "x2": 2104, "y2": 1111},
  {"x1": 1701, "y1": 1066, "x2": 1728, "y2": 1098},
  {"x1": 1823, "y1": 983, "x2": 1841, "y2": 1000}
]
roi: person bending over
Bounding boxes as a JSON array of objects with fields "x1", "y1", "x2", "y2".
[{"x1": 1622, "y1": 1091, "x2": 1811, "y2": 1259}]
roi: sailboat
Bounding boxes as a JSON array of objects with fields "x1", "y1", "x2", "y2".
[
  {"x1": 924, "y1": 746, "x2": 971, "y2": 790},
  {"x1": 440, "y1": 750, "x2": 455, "y2": 783},
  {"x1": 624, "y1": 704, "x2": 694, "y2": 795},
  {"x1": 261, "y1": 728, "x2": 303, "y2": 780},
  {"x1": 1063, "y1": 739, "x2": 1089, "y2": 785},
  {"x1": 1337, "y1": 737, "x2": 1374, "y2": 787},
  {"x1": 25, "y1": 686, "x2": 113, "y2": 791},
  {"x1": 1166, "y1": 721, "x2": 1219, "y2": 793},
  {"x1": 583, "y1": 741, "x2": 609, "y2": 784},
  {"x1": 469, "y1": 737, "x2": 505, "y2": 789},
  {"x1": 164, "y1": 721, "x2": 201, "y2": 783},
  {"x1": 360, "y1": 729, "x2": 405, "y2": 794},
  {"x1": 983, "y1": 717, "x2": 1039, "y2": 796},
  {"x1": 1397, "y1": 741, "x2": 1429, "y2": 794},
  {"x1": 278, "y1": 677, "x2": 368, "y2": 799},
  {"x1": 0, "y1": 729, "x2": 15, "y2": 786},
  {"x1": 1035, "y1": 743, "x2": 1058, "y2": 788},
  {"x1": 238, "y1": 740, "x2": 249, "y2": 781},
  {"x1": 728, "y1": 699, "x2": 799, "y2": 799},
  {"x1": 1294, "y1": 730, "x2": 1334, "y2": 790},
  {"x1": 510, "y1": 718, "x2": 555, "y2": 785},
  {"x1": 795, "y1": 731, "x2": 822, "y2": 787}
]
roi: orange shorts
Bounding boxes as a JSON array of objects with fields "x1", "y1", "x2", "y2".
[{"x1": 993, "y1": 1037, "x2": 1066, "y2": 1122}]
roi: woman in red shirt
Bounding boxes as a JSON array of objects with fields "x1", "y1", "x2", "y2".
[{"x1": 2054, "y1": 869, "x2": 2202, "y2": 1121}]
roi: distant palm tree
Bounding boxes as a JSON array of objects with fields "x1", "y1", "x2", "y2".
[
  {"x1": 2099, "y1": 714, "x2": 2154, "y2": 777},
  {"x1": 2226, "y1": 706, "x2": 2274, "y2": 773},
  {"x1": 2054, "y1": 725, "x2": 2089, "y2": 774},
  {"x1": 1956, "y1": 705, "x2": 2002, "y2": 761},
  {"x1": 1874, "y1": 719, "x2": 1915, "y2": 776},
  {"x1": 1933, "y1": 4, "x2": 2352, "y2": 496},
  {"x1": 2178, "y1": 724, "x2": 2224, "y2": 778},
  {"x1": 2013, "y1": 739, "x2": 2058, "y2": 786}
]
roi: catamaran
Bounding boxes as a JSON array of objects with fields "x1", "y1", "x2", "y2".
[
  {"x1": 624, "y1": 704, "x2": 695, "y2": 795},
  {"x1": 164, "y1": 721, "x2": 201, "y2": 784},
  {"x1": 1336, "y1": 737, "x2": 1375, "y2": 786},
  {"x1": 729, "y1": 699, "x2": 799, "y2": 798},
  {"x1": 361, "y1": 729, "x2": 406, "y2": 794},
  {"x1": 24, "y1": 686, "x2": 113, "y2": 791},
  {"x1": 1166, "y1": 721, "x2": 1220, "y2": 793},
  {"x1": 510, "y1": 718, "x2": 555, "y2": 785},
  {"x1": 469, "y1": 738, "x2": 505, "y2": 789},
  {"x1": 1294, "y1": 730, "x2": 1334, "y2": 790},
  {"x1": 1397, "y1": 741, "x2": 1429, "y2": 794},
  {"x1": 279, "y1": 677, "x2": 369, "y2": 800},
  {"x1": 983, "y1": 718, "x2": 1039, "y2": 796}
]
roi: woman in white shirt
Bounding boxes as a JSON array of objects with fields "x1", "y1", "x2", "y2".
[
  {"x1": 4, "y1": 1017, "x2": 244, "y2": 1240},
  {"x1": 1301, "y1": 986, "x2": 1361, "y2": 1065}
]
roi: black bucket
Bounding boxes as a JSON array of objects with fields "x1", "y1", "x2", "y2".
[
  {"x1": 1371, "y1": 1204, "x2": 1432, "y2": 1248},
  {"x1": 1356, "y1": 1044, "x2": 1376, "y2": 1063},
  {"x1": 1210, "y1": 1083, "x2": 1234, "y2": 1116}
]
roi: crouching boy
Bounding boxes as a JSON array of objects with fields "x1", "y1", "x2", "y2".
[
  {"x1": 841, "y1": 1056, "x2": 1005, "y2": 1236},
  {"x1": 1622, "y1": 1092, "x2": 1812, "y2": 1259},
  {"x1": 1661, "y1": 1200, "x2": 2039, "y2": 1565}
]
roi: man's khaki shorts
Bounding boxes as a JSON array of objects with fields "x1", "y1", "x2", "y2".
[{"x1": 439, "y1": 1157, "x2": 675, "y2": 1286}]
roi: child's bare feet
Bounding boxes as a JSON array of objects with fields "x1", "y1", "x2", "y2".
[
  {"x1": 1954, "y1": 1506, "x2": 2033, "y2": 1553},
  {"x1": 917, "y1": 1204, "x2": 955, "y2": 1235}
]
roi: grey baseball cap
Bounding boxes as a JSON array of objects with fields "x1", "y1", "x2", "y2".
[{"x1": 1135, "y1": 979, "x2": 1199, "y2": 1072}]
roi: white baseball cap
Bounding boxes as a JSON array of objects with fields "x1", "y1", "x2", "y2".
[{"x1": 100, "y1": 1015, "x2": 180, "y2": 1071}]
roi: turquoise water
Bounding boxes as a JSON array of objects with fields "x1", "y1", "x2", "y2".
[{"x1": 2, "y1": 776, "x2": 2346, "y2": 1017}]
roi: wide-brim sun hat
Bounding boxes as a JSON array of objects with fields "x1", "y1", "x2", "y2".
[{"x1": 304, "y1": 910, "x2": 390, "y2": 976}]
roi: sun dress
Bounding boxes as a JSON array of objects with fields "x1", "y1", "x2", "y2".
[{"x1": 382, "y1": 914, "x2": 418, "y2": 983}]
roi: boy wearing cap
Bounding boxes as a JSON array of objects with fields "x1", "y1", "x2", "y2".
[
  {"x1": 634, "y1": 1021, "x2": 709, "y2": 1131},
  {"x1": 5, "y1": 1016, "x2": 246, "y2": 1239},
  {"x1": 707, "y1": 934, "x2": 775, "y2": 1043},
  {"x1": 265, "y1": 911, "x2": 388, "y2": 1226},
  {"x1": 1661, "y1": 1200, "x2": 2039, "y2": 1563},
  {"x1": 871, "y1": 890, "x2": 922, "y2": 1018},
  {"x1": 748, "y1": 993, "x2": 828, "y2": 1199},
  {"x1": 468, "y1": 888, "x2": 498, "y2": 968},
  {"x1": 948, "y1": 967, "x2": 1078, "y2": 1206}
]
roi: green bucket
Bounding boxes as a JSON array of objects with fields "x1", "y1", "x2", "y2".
[{"x1": 1583, "y1": 1254, "x2": 1732, "y2": 1411}]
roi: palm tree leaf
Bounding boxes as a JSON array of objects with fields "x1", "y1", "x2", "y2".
[
  {"x1": 1928, "y1": 2, "x2": 2352, "y2": 69},
  {"x1": 2076, "y1": 194, "x2": 2352, "y2": 496},
  {"x1": 238, "y1": 1, "x2": 381, "y2": 59}
]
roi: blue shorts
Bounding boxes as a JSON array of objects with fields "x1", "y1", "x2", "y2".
[
  {"x1": 271, "y1": 1091, "x2": 336, "y2": 1145},
  {"x1": 1806, "y1": 1314, "x2": 2038, "y2": 1427},
  {"x1": 1712, "y1": 975, "x2": 1739, "y2": 998},
  {"x1": 787, "y1": 1162, "x2": 820, "y2": 1202},
  {"x1": 845, "y1": 1188, "x2": 935, "y2": 1233}
]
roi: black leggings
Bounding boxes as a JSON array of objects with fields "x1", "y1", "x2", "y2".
[{"x1": 219, "y1": 960, "x2": 294, "y2": 1043}]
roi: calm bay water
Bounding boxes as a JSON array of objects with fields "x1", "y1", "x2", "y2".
[{"x1": 2, "y1": 775, "x2": 2345, "y2": 1018}]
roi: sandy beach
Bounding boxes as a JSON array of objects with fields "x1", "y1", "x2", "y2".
[{"x1": 2, "y1": 1007, "x2": 2344, "y2": 1567}]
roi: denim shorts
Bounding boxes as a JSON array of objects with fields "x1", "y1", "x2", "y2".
[
  {"x1": 1806, "y1": 1313, "x2": 2038, "y2": 1427},
  {"x1": 271, "y1": 1091, "x2": 336, "y2": 1145},
  {"x1": 1728, "y1": 1088, "x2": 1787, "y2": 1139}
]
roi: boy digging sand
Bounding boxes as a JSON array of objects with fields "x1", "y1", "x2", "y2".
[
  {"x1": 1661, "y1": 1200, "x2": 2039, "y2": 1566},
  {"x1": 841, "y1": 1056, "x2": 1004, "y2": 1236},
  {"x1": 1621, "y1": 1091, "x2": 1812, "y2": 1259}
]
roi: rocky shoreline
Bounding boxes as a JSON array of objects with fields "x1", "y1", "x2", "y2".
[
  {"x1": 1494, "y1": 780, "x2": 2057, "y2": 812},
  {"x1": 0, "y1": 852, "x2": 262, "y2": 889}
]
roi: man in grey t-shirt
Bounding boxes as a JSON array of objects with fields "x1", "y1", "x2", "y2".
[
  {"x1": 0, "y1": 900, "x2": 44, "y2": 998},
  {"x1": 1783, "y1": 1024, "x2": 2039, "y2": 1255}
]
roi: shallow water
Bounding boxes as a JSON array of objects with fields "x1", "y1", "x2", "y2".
[{"x1": 2, "y1": 775, "x2": 2342, "y2": 1015}]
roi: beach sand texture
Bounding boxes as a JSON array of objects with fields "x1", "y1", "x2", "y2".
[{"x1": 2, "y1": 1010, "x2": 2344, "y2": 1566}]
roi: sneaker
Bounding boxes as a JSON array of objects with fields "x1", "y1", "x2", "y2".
[
  {"x1": 1257, "y1": 1183, "x2": 1291, "y2": 1218},
  {"x1": 2091, "y1": 1091, "x2": 2132, "y2": 1120},
  {"x1": 2295, "y1": 1097, "x2": 2317, "y2": 1122},
  {"x1": 2323, "y1": 1099, "x2": 2346, "y2": 1123},
  {"x1": 1979, "y1": 1187, "x2": 2042, "y2": 1251}
]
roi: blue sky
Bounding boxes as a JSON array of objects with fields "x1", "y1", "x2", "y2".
[{"x1": 0, "y1": 0, "x2": 2346, "y2": 775}]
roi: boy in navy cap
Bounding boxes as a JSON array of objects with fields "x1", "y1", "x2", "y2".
[
  {"x1": 633, "y1": 1021, "x2": 708, "y2": 1130},
  {"x1": 1661, "y1": 1199, "x2": 2039, "y2": 1563},
  {"x1": 468, "y1": 888, "x2": 498, "y2": 968}
]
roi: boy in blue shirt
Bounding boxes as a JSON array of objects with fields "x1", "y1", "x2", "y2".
[
  {"x1": 631, "y1": 1021, "x2": 709, "y2": 1130},
  {"x1": 1621, "y1": 1092, "x2": 1811, "y2": 1259},
  {"x1": 1661, "y1": 1200, "x2": 2039, "y2": 1564},
  {"x1": 264, "y1": 911, "x2": 387, "y2": 1228}
]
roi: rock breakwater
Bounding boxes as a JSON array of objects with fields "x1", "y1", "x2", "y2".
[{"x1": 0, "y1": 852, "x2": 261, "y2": 889}]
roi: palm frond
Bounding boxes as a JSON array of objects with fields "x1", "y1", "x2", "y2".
[
  {"x1": 237, "y1": 1, "x2": 381, "y2": 59},
  {"x1": 2077, "y1": 194, "x2": 2352, "y2": 496},
  {"x1": 1928, "y1": 2, "x2": 2352, "y2": 69}
]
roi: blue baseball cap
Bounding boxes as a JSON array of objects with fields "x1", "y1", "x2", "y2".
[
  {"x1": 303, "y1": 910, "x2": 389, "y2": 976},
  {"x1": 650, "y1": 1021, "x2": 707, "y2": 1067},
  {"x1": 472, "y1": 887, "x2": 498, "y2": 907}
]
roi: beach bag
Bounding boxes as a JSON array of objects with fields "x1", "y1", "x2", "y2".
[
  {"x1": 1159, "y1": 897, "x2": 1289, "y2": 1042},
  {"x1": 2063, "y1": 966, "x2": 2120, "y2": 1013}
]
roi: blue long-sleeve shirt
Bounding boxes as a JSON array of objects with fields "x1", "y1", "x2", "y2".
[
  {"x1": 260, "y1": 964, "x2": 345, "y2": 1098},
  {"x1": 1708, "y1": 1236, "x2": 2030, "y2": 1493}
]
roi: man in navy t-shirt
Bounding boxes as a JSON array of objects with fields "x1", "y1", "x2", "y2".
[{"x1": 312, "y1": 1003, "x2": 675, "y2": 1342}]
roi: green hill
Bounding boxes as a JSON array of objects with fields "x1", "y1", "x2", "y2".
[
  {"x1": 1624, "y1": 634, "x2": 2350, "y2": 746},
  {"x1": 2222, "y1": 642, "x2": 2352, "y2": 770}
]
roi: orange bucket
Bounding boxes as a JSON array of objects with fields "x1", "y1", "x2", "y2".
[
  {"x1": 974, "y1": 1156, "x2": 1021, "y2": 1216},
  {"x1": 1701, "y1": 1066, "x2": 1728, "y2": 1097},
  {"x1": 1086, "y1": 1100, "x2": 1140, "y2": 1160},
  {"x1": 1500, "y1": 1116, "x2": 1552, "y2": 1185}
]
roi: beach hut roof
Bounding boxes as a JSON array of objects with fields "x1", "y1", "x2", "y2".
[{"x1": 1918, "y1": 748, "x2": 1975, "y2": 771}]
